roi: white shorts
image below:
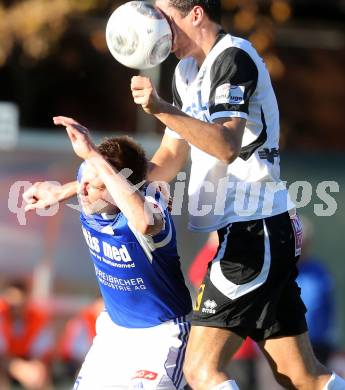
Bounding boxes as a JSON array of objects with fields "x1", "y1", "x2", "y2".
[{"x1": 74, "y1": 311, "x2": 190, "y2": 390}]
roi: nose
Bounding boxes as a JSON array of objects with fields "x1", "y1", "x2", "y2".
[{"x1": 79, "y1": 181, "x2": 89, "y2": 196}]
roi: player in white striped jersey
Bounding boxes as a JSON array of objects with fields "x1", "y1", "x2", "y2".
[{"x1": 130, "y1": 0, "x2": 345, "y2": 389}]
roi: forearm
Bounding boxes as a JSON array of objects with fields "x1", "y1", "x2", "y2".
[
  {"x1": 58, "y1": 181, "x2": 78, "y2": 201},
  {"x1": 154, "y1": 101, "x2": 241, "y2": 163},
  {"x1": 89, "y1": 154, "x2": 161, "y2": 234}
]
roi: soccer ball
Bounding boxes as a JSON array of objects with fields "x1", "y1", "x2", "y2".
[{"x1": 106, "y1": 1, "x2": 173, "y2": 69}]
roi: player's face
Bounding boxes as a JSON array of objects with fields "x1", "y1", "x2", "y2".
[
  {"x1": 78, "y1": 163, "x2": 117, "y2": 215},
  {"x1": 156, "y1": 0, "x2": 198, "y2": 59}
]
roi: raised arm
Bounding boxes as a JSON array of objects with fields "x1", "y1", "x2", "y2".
[
  {"x1": 23, "y1": 180, "x2": 77, "y2": 212},
  {"x1": 53, "y1": 116, "x2": 163, "y2": 236},
  {"x1": 24, "y1": 126, "x2": 189, "y2": 212},
  {"x1": 131, "y1": 76, "x2": 245, "y2": 164},
  {"x1": 148, "y1": 132, "x2": 190, "y2": 183}
]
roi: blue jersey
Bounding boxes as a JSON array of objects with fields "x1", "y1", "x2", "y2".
[
  {"x1": 297, "y1": 259, "x2": 335, "y2": 346},
  {"x1": 79, "y1": 185, "x2": 192, "y2": 328}
]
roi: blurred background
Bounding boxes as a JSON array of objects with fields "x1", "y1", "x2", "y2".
[{"x1": 0, "y1": 0, "x2": 344, "y2": 389}]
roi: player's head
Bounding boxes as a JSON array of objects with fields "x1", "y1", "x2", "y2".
[
  {"x1": 78, "y1": 136, "x2": 148, "y2": 215},
  {"x1": 1, "y1": 279, "x2": 30, "y2": 316},
  {"x1": 165, "y1": 0, "x2": 221, "y2": 23},
  {"x1": 155, "y1": 0, "x2": 221, "y2": 59}
]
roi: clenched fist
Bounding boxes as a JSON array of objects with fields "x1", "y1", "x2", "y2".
[{"x1": 131, "y1": 76, "x2": 164, "y2": 114}]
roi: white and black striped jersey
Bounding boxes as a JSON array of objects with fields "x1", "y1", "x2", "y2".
[{"x1": 166, "y1": 33, "x2": 293, "y2": 231}]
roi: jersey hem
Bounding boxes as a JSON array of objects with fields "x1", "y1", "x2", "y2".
[
  {"x1": 210, "y1": 111, "x2": 248, "y2": 121},
  {"x1": 187, "y1": 206, "x2": 295, "y2": 232},
  {"x1": 107, "y1": 311, "x2": 192, "y2": 329}
]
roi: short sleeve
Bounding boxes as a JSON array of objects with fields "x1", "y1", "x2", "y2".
[
  {"x1": 143, "y1": 193, "x2": 171, "y2": 245},
  {"x1": 209, "y1": 47, "x2": 258, "y2": 122},
  {"x1": 128, "y1": 193, "x2": 173, "y2": 260},
  {"x1": 164, "y1": 127, "x2": 182, "y2": 139}
]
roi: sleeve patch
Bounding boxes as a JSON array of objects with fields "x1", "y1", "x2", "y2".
[
  {"x1": 215, "y1": 83, "x2": 231, "y2": 105},
  {"x1": 229, "y1": 85, "x2": 245, "y2": 104},
  {"x1": 215, "y1": 83, "x2": 245, "y2": 105}
]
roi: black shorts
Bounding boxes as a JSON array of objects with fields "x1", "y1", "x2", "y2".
[{"x1": 192, "y1": 211, "x2": 308, "y2": 342}]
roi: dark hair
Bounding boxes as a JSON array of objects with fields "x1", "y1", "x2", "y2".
[
  {"x1": 3, "y1": 279, "x2": 29, "y2": 294},
  {"x1": 97, "y1": 136, "x2": 148, "y2": 187},
  {"x1": 168, "y1": 0, "x2": 221, "y2": 23}
]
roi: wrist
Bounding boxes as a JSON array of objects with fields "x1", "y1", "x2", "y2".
[
  {"x1": 154, "y1": 98, "x2": 170, "y2": 115},
  {"x1": 86, "y1": 149, "x2": 101, "y2": 161},
  {"x1": 58, "y1": 181, "x2": 78, "y2": 202}
]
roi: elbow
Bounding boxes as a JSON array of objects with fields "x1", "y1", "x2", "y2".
[
  {"x1": 134, "y1": 220, "x2": 151, "y2": 235},
  {"x1": 218, "y1": 148, "x2": 240, "y2": 164},
  {"x1": 217, "y1": 125, "x2": 243, "y2": 163},
  {"x1": 137, "y1": 223, "x2": 154, "y2": 236},
  {"x1": 135, "y1": 217, "x2": 163, "y2": 236}
]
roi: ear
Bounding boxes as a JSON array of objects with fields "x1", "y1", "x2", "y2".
[{"x1": 191, "y1": 5, "x2": 204, "y2": 26}]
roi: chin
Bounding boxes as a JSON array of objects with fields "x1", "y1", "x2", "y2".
[
  {"x1": 80, "y1": 203, "x2": 99, "y2": 215},
  {"x1": 81, "y1": 206, "x2": 94, "y2": 216},
  {"x1": 175, "y1": 49, "x2": 191, "y2": 60}
]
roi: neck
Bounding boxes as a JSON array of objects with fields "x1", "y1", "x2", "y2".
[{"x1": 193, "y1": 23, "x2": 222, "y2": 66}]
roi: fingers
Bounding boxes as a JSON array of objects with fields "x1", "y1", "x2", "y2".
[
  {"x1": 65, "y1": 125, "x2": 78, "y2": 143},
  {"x1": 131, "y1": 76, "x2": 152, "y2": 91},
  {"x1": 53, "y1": 116, "x2": 90, "y2": 149},
  {"x1": 65, "y1": 125, "x2": 90, "y2": 145},
  {"x1": 25, "y1": 203, "x2": 39, "y2": 212},
  {"x1": 53, "y1": 116, "x2": 89, "y2": 135},
  {"x1": 132, "y1": 89, "x2": 146, "y2": 98},
  {"x1": 53, "y1": 116, "x2": 80, "y2": 126},
  {"x1": 23, "y1": 183, "x2": 45, "y2": 212},
  {"x1": 24, "y1": 198, "x2": 56, "y2": 212},
  {"x1": 131, "y1": 77, "x2": 154, "y2": 108},
  {"x1": 23, "y1": 183, "x2": 40, "y2": 203},
  {"x1": 24, "y1": 199, "x2": 44, "y2": 212}
]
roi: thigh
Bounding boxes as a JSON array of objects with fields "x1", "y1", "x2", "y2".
[
  {"x1": 185, "y1": 325, "x2": 243, "y2": 372},
  {"x1": 74, "y1": 312, "x2": 130, "y2": 390},
  {"x1": 129, "y1": 317, "x2": 190, "y2": 390}
]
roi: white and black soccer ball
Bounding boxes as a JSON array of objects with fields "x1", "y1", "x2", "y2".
[{"x1": 106, "y1": 1, "x2": 172, "y2": 69}]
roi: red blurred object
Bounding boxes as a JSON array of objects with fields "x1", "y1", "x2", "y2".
[
  {"x1": 58, "y1": 298, "x2": 103, "y2": 362},
  {"x1": 188, "y1": 240, "x2": 216, "y2": 289},
  {"x1": 0, "y1": 298, "x2": 52, "y2": 361}
]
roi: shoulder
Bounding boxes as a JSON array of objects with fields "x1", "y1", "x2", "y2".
[{"x1": 210, "y1": 45, "x2": 258, "y2": 83}]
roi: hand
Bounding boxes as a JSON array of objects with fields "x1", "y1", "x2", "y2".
[
  {"x1": 8, "y1": 358, "x2": 50, "y2": 390},
  {"x1": 53, "y1": 116, "x2": 98, "y2": 160},
  {"x1": 131, "y1": 76, "x2": 164, "y2": 114},
  {"x1": 23, "y1": 181, "x2": 62, "y2": 212}
]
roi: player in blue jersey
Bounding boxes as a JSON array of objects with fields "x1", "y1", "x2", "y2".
[{"x1": 24, "y1": 116, "x2": 192, "y2": 390}]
